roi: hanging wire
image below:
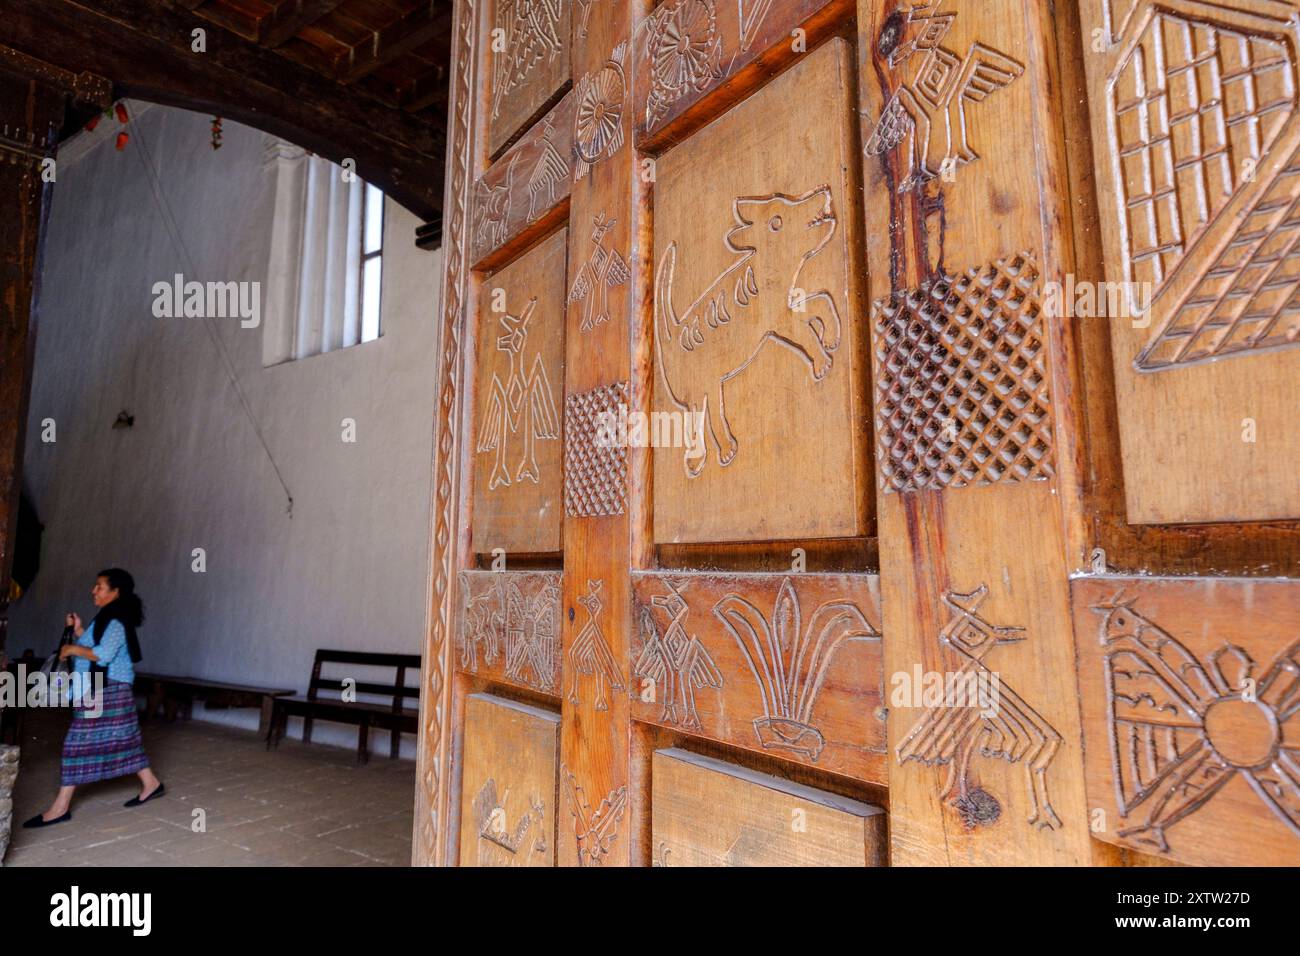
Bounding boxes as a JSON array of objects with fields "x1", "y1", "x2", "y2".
[{"x1": 129, "y1": 111, "x2": 294, "y2": 517}]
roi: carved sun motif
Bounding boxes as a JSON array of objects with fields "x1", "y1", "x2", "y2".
[
  {"x1": 575, "y1": 44, "x2": 628, "y2": 173},
  {"x1": 645, "y1": 0, "x2": 722, "y2": 129}
]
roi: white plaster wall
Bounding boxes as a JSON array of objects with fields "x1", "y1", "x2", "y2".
[{"x1": 9, "y1": 104, "x2": 442, "y2": 758}]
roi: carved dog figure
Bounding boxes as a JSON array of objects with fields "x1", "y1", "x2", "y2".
[{"x1": 654, "y1": 186, "x2": 842, "y2": 477}]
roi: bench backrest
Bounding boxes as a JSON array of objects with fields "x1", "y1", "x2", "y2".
[{"x1": 307, "y1": 650, "x2": 421, "y2": 712}]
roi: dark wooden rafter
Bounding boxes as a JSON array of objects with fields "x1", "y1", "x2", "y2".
[
  {"x1": 260, "y1": 0, "x2": 350, "y2": 47},
  {"x1": 0, "y1": 0, "x2": 447, "y2": 219},
  {"x1": 336, "y1": 1, "x2": 453, "y2": 84}
]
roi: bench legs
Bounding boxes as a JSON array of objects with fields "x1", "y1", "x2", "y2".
[
  {"x1": 258, "y1": 697, "x2": 274, "y2": 738},
  {"x1": 390, "y1": 726, "x2": 400, "y2": 760},
  {"x1": 357, "y1": 717, "x2": 370, "y2": 765}
]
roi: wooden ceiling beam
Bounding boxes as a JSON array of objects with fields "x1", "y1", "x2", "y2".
[
  {"x1": 260, "y1": 0, "x2": 349, "y2": 48},
  {"x1": 0, "y1": 0, "x2": 446, "y2": 218},
  {"x1": 337, "y1": 0, "x2": 452, "y2": 85},
  {"x1": 402, "y1": 64, "x2": 448, "y2": 113}
]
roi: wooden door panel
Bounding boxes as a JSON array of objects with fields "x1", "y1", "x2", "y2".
[
  {"x1": 1078, "y1": 0, "x2": 1300, "y2": 524},
  {"x1": 633, "y1": 0, "x2": 852, "y2": 147},
  {"x1": 487, "y1": 0, "x2": 572, "y2": 156},
  {"x1": 458, "y1": 693, "x2": 560, "y2": 867},
  {"x1": 457, "y1": 570, "x2": 563, "y2": 696},
  {"x1": 1072, "y1": 576, "x2": 1300, "y2": 867},
  {"x1": 472, "y1": 91, "x2": 576, "y2": 269},
  {"x1": 471, "y1": 227, "x2": 568, "y2": 555},
  {"x1": 631, "y1": 572, "x2": 886, "y2": 784},
  {"x1": 859, "y1": 0, "x2": 1094, "y2": 865},
  {"x1": 651, "y1": 748, "x2": 886, "y2": 865},
  {"x1": 651, "y1": 37, "x2": 870, "y2": 545}
]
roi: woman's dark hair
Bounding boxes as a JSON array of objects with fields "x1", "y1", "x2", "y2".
[{"x1": 98, "y1": 567, "x2": 145, "y2": 628}]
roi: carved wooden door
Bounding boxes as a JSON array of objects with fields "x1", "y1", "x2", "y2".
[{"x1": 414, "y1": 0, "x2": 1300, "y2": 868}]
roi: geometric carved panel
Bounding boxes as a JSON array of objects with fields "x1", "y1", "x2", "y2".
[
  {"x1": 1110, "y1": 5, "x2": 1294, "y2": 295},
  {"x1": 471, "y1": 228, "x2": 567, "y2": 553},
  {"x1": 871, "y1": 252, "x2": 1054, "y2": 492},
  {"x1": 459, "y1": 694, "x2": 560, "y2": 867},
  {"x1": 631, "y1": 572, "x2": 887, "y2": 785},
  {"x1": 488, "y1": 0, "x2": 571, "y2": 156},
  {"x1": 564, "y1": 380, "x2": 628, "y2": 517},
  {"x1": 651, "y1": 748, "x2": 886, "y2": 866},
  {"x1": 651, "y1": 38, "x2": 869, "y2": 543},
  {"x1": 1081, "y1": 0, "x2": 1300, "y2": 523},
  {"x1": 1072, "y1": 576, "x2": 1300, "y2": 867},
  {"x1": 457, "y1": 570, "x2": 562, "y2": 696}
]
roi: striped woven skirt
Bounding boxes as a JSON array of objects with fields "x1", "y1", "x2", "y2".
[{"x1": 61, "y1": 679, "x2": 149, "y2": 786}]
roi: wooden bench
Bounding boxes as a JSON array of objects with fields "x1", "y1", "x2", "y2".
[
  {"x1": 266, "y1": 650, "x2": 420, "y2": 763},
  {"x1": 134, "y1": 673, "x2": 296, "y2": 736}
]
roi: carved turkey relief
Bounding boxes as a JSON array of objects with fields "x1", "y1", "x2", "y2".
[
  {"x1": 471, "y1": 228, "x2": 567, "y2": 554},
  {"x1": 488, "y1": 0, "x2": 571, "y2": 155},
  {"x1": 650, "y1": 38, "x2": 869, "y2": 544}
]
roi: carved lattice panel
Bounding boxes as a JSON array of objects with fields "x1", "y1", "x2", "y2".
[
  {"x1": 872, "y1": 252, "x2": 1054, "y2": 492},
  {"x1": 1081, "y1": 0, "x2": 1300, "y2": 523},
  {"x1": 630, "y1": 572, "x2": 886, "y2": 783},
  {"x1": 487, "y1": 0, "x2": 572, "y2": 156},
  {"x1": 457, "y1": 570, "x2": 563, "y2": 695},
  {"x1": 650, "y1": 37, "x2": 869, "y2": 544},
  {"x1": 458, "y1": 694, "x2": 560, "y2": 867},
  {"x1": 564, "y1": 381, "x2": 629, "y2": 517},
  {"x1": 471, "y1": 228, "x2": 568, "y2": 554},
  {"x1": 651, "y1": 748, "x2": 886, "y2": 866},
  {"x1": 1072, "y1": 576, "x2": 1300, "y2": 867}
]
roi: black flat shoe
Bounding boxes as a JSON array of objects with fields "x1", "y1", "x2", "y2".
[
  {"x1": 22, "y1": 811, "x2": 71, "y2": 829},
  {"x1": 124, "y1": 782, "x2": 165, "y2": 807}
]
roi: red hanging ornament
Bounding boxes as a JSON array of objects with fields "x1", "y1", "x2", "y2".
[
  {"x1": 115, "y1": 131, "x2": 129, "y2": 151},
  {"x1": 114, "y1": 102, "x2": 129, "y2": 124},
  {"x1": 210, "y1": 116, "x2": 223, "y2": 151}
]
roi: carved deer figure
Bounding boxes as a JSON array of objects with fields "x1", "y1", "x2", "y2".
[{"x1": 654, "y1": 186, "x2": 843, "y2": 477}]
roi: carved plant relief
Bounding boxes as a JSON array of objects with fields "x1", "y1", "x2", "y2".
[
  {"x1": 1092, "y1": 593, "x2": 1300, "y2": 853},
  {"x1": 864, "y1": 1, "x2": 1024, "y2": 192},
  {"x1": 713, "y1": 576, "x2": 879, "y2": 761},
  {"x1": 655, "y1": 187, "x2": 844, "y2": 478},
  {"x1": 898, "y1": 586, "x2": 1064, "y2": 831}
]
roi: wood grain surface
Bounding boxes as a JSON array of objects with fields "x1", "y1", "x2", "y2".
[
  {"x1": 458, "y1": 693, "x2": 560, "y2": 866},
  {"x1": 651, "y1": 37, "x2": 869, "y2": 545},
  {"x1": 651, "y1": 747, "x2": 885, "y2": 865},
  {"x1": 471, "y1": 227, "x2": 568, "y2": 555}
]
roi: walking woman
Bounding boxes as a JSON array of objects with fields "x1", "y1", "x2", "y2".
[{"x1": 23, "y1": 568, "x2": 164, "y2": 828}]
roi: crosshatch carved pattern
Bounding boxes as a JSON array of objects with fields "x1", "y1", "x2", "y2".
[
  {"x1": 1138, "y1": 140, "x2": 1300, "y2": 369},
  {"x1": 564, "y1": 381, "x2": 629, "y2": 517},
  {"x1": 1110, "y1": 5, "x2": 1296, "y2": 292},
  {"x1": 872, "y1": 252, "x2": 1054, "y2": 492}
]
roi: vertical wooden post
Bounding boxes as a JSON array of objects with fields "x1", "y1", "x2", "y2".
[
  {"x1": 857, "y1": 0, "x2": 1096, "y2": 864},
  {"x1": 0, "y1": 71, "x2": 63, "y2": 653},
  {"x1": 555, "y1": 0, "x2": 645, "y2": 868}
]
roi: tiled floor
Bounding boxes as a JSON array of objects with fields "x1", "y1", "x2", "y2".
[{"x1": 3, "y1": 708, "x2": 414, "y2": 866}]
